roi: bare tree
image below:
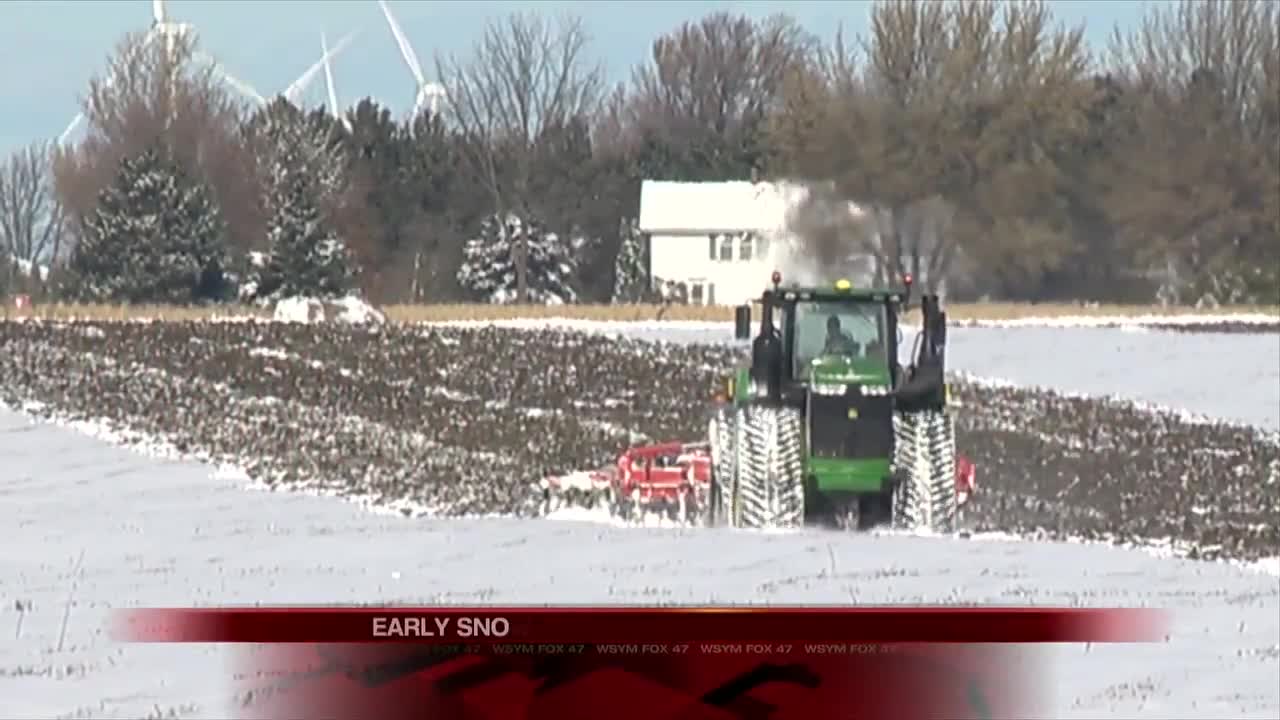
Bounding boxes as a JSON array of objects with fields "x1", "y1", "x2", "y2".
[
  {"x1": 1106, "y1": 0, "x2": 1275, "y2": 123},
  {"x1": 435, "y1": 11, "x2": 604, "y2": 302},
  {"x1": 0, "y1": 142, "x2": 67, "y2": 288},
  {"x1": 767, "y1": 28, "x2": 861, "y2": 181},
  {"x1": 632, "y1": 13, "x2": 817, "y2": 133},
  {"x1": 53, "y1": 31, "x2": 260, "y2": 256},
  {"x1": 772, "y1": 0, "x2": 1093, "y2": 297},
  {"x1": 1260, "y1": 7, "x2": 1280, "y2": 260},
  {"x1": 1103, "y1": 0, "x2": 1278, "y2": 302},
  {"x1": 946, "y1": 0, "x2": 1094, "y2": 298},
  {"x1": 772, "y1": 1, "x2": 987, "y2": 292}
]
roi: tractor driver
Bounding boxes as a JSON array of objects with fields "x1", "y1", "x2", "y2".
[{"x1": 823, "y1": 315, "x2": 860, "y2": 356}]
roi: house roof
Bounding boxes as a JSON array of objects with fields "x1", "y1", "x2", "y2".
[{"x1": 638, "y1": 179, "x2": 862, "y2": 235}]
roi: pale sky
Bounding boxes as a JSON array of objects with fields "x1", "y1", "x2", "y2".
[{"x1": 0, "y1": 0, "x2": 1163, "y2": 155}]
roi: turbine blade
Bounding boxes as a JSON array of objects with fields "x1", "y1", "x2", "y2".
[
  {"x1": 378, "y1": 0, "x2": 426, "y2": 86},
  {"x1": 321, "y1": 31, "x2": 340, "y2": 114},
  {"x1": 283, "y1": 29, "x2": 356, "y2": 104},
  {"x1": 225, "y1": 75, "x2": 265, "y2": 104},
  {"x1": 412, "y1": 91, "x2": 426, "y2": 118},
  {"x1": 58, "y1": 114, "x2": 84, "y2": 146},
  {"x1": 189, "y1": 50, "x2": 265, "y2": 104},
  {"x1": 429, "y1": 85, "x2": 444, "y2": 115}
]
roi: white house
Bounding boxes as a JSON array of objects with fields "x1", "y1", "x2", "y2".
[{"x1": 637, "y1": 179, "x2": 871, "y2": 306}]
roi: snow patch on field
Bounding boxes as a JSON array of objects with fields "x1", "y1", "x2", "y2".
[
  {"x1": 956, "y1": 372, "x2": 1280, "y2": 439},
  {"x1": 272, "y1": 295, "x2": 386, "y2": 324},
  {"x1": 547, "y1": 499, "x2": 1280, "y2": 578},
  {"x1": 951, "y1": 312, "x2": 1279, "y2": 328},
  {"x1": 421, "y1": 317, "x2": 733, "y2": 334},
  {"x1": 952, "y1": 528, "x2": 1280, "y2": 578},
  {"x1": 7, "y1": 348, "x2": 1275, "y2": 578},
  {"x1": 2, "y1": 407, "x2": 1277, "y2": 719},
  {"x1": 535, "y1": 318, "x2": 1278, "y2": 431},
  {"x1": 417, "y1": 311, "x2": 1278, "y2": 333}
]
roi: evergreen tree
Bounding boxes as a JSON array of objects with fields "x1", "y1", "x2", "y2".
[
  {"x1": 611, "y1": 217, "x2": 649, "y2": 302},
  {"x1": 67, "y1": 146, "x2": 229, "y2": 304},
  {"x1": 246, "y1": 102, "x2": 355, "y2": 300},
  {"x1": 457, "y1": 212, "x2": 577, "y2": 304},
  {"x1": 244, "y1": 98, "x2": 347, "y2": 206},
  {"x1": 254, "y1": 142, "x2": 354, "y2": 299}
]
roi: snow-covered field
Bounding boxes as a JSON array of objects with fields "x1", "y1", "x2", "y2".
[
  {"x1": 2, "y1": 407, "x2": 1277, "y2": 719},
  {"x1": 430, "y1": 317, "x2": 1280, "y2": 430},
  {"x1": 3, "y1": 312, "x2": 1279, "y2": 718}
]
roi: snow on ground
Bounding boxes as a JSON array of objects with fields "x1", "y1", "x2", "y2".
[
  {"x1": 3, "y1": 408, "x2": 1278, "y2": 719},
  {"x1": 419, "y1": 311, "x2": 1279, "y2": 333},
  {"x1": 935, "y1": 325, "x2": 1280, "y2": 431},
  {"x1": 546, "y1": 503, "x2": 1280, "y2": 577},
  {"x1": 271, "y1": 296, "x2": 386, "y2": 325},
  {"x1": 6, "y1": 254, "x2": 50, "y2": 283},
  {"x1": 424, "y1": 318, "x2": 1279, "y2": 430},
  {"x1": 949, "y1": 312, "x2": 1280, "y2": 328}
]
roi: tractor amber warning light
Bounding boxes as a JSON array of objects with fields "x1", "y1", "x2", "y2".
[{"x1": 835, "y1": 278, "x2": 852, "y2": 292}]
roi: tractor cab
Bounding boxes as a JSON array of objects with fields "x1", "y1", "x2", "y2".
[{"x1": 732, "y1": 273, "x2": 910, "y2": 403}]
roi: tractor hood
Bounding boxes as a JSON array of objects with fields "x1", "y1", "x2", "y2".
[{"x1": 807, "y1": 355, "x2": 892, "y2": 387}]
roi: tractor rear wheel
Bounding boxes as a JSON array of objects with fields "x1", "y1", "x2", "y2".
[
  {"x1": 736, "y1": 405, "x2": 805, "y2": 529},
  {"x1": 890, "y1": 410, "x2": 958, "y2": 533}
]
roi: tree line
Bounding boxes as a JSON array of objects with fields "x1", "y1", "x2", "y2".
[{"x1": 1, "y1": 0, "x2": 1276, "y2": 306}]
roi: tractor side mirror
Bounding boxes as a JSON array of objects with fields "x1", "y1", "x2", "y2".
[{"x1": 734, "y1": 305, "x2": 752, "y2": 340}]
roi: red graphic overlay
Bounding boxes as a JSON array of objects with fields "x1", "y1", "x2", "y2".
[
  {"x1": 111, "y1": 606, "x2": 1168, "y2": 644},
  {"x1": 227, "y1": 641, "x2": 1048, "y2": 720}
]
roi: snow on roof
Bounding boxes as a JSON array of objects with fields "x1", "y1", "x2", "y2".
[{"x1": 638, "y1": 179, "x2": 862, "y2": 235}]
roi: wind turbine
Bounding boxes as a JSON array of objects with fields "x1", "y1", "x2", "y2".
[
  {"x1": 58, "y1": 0, "x2": 262, "y2": 146},
  {"x1": 58, "y1": 5, "x2": 357, "y2": 148},
  {"x1": 279, "y1": 31, "x2": 357, "y2": 108},
  {"x1": 377, "y1": 0, "x2": 446, "y2": 118},
  {"x1": 320, "y1": 31, "x2": 352, "y2": 132},
  {"x1": 151, "y1": 0, "x2": 195, "y2": 60}
]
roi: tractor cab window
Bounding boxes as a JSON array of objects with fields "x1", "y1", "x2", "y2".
[{"x1": 791, "y1": 300, "x2": 888, "y2": 375}]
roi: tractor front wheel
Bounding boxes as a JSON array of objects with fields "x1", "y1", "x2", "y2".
[
  {"x1": 709, "y1": 404, "x2": 806, "y2": 529},
  {"x1": 706, "y1": 406, "x2": 738, "y2": 527}
]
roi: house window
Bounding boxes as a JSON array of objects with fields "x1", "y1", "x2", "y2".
[
  {"x1": 756, "y1": 236, "x2": 770, "y2": 261},
  {"x1": 719, "y1": 235, "x2": 734, "y2": 261},
  {"x1": 706, "y1": 282, "x2": 715, "y2": 305},
  {"x1": 690, "y1": 281, "x2": 705, "y2": 305},
  {"x1": 708, "y1": 235, "x2": 717, "y2": 260},
  {"x1": 739, "y1": 234, "x2": 753, "y2": 261}
]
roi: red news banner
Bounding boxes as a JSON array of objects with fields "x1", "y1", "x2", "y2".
[
  {"x1": 112, "y1": 606, "x2": 1167, "y2": 644},
  {"x1": 110, "y1": 607, "x2": 1168, "y2": 720}
]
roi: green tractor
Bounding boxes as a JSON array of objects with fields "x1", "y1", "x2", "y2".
[{"x1": 706, "y1": 271, "x2": 974, "y2": 532}]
